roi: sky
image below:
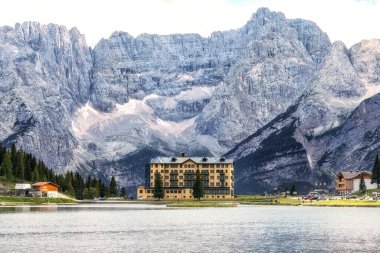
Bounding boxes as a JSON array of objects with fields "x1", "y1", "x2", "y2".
[{"x1": 0, "y1": 0, "x2": 379, "y2": 47}]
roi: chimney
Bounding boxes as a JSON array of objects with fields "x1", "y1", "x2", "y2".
[{"x1": 181, "y1": 152, "x2": 185, "y2": 157}]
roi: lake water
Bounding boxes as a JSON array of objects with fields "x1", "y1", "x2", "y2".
[{"x1": 0, "y1": 204, "x2": 379, "y2": 252}]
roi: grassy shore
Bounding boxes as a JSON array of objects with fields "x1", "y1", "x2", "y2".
[
  {"x1": 167, "y1": 201, "x2": 238, "y2": 208},
  {"x1": 0, "y1": 196, "x2": 76, "y2": 206}
]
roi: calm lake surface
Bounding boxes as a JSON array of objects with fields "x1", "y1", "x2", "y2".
[{"x1": 0, "y1": 204, "x2": 379, "y2": 252}]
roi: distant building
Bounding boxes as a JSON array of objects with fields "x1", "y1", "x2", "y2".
[
  {"x1": 336, "y1": 171, "x2": 377, "y2": 194},
  {"x1": 32, "y1": 182, "x2": 59, "y2": 197},
  {"x1": 137, "y1": 154, "x2": 234, "y2": 199},
  {"x1": 14, "y1": 184, "x2": 31, "y2": 196}
]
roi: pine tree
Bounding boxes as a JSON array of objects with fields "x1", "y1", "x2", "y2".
[
  {"x1": 10, "y1": 143, "x2": 17, "y2": 176},
  {"x1": 371, "y1": 154, "x2": 380, "y2": 188},
  {"x1": 1, "y1": 152, "x2": 12, "y2": 180},
  {"x1": 109, "y1": 176, "x2": 118, "y2": 197},
  {"x1": 359, "y1": 173, "x2": 366, "y2": 191},
  {"x1": 24, "y1": 155, "x2": 32, "y2": 181},
  {"x1": 153, "y1": 172, "x2": 164, "y2": 200},
  {"x1": 32, "y1": 165, "x2": 40, "y2": 182},
  {"x1": 120, "y1": 187, "x2": 127, "y2": 198},
  {"x1": 290, "y1": 184, "x2": 296, "y2": 196},
  {"x1": 16, "y1": 152, "x2": 25, "y2": 181},
  {"x1": 192, "y1": 170, "x2": 204, "y2": 201}
]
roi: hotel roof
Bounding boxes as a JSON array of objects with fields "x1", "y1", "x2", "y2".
[{"x1": 150, "y1": 156, "x2": 233, "y2": 164}]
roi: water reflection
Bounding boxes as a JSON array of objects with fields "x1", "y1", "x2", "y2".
[{"x1": 0, "y1": 203, "x2": 168, "y2": 213}]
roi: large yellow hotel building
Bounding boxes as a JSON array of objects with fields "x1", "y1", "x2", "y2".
[{"x1": 137, "y1": 154, "x2": 235, "y2": 199}]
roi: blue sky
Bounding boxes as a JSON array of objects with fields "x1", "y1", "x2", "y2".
[{"x1": 1, "y1": 0, "x2": 379, "y2": 47}]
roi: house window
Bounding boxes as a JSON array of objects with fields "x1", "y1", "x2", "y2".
[{"x1": 139, "y1": 190, "x2": 143, "y2": 193}]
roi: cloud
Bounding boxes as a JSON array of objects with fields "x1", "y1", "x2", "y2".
[{"x1": 0, "y1": 0, "x2": 379, "y2": 47}]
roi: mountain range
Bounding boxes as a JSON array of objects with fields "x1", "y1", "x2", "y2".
[{"x1": 0, "y1": 7, "x2": 379, "y2": 193}]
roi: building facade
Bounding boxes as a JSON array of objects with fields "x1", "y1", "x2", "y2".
[
  {"x1": 137, "y1": 155, "x2": 234, "y2": 199},
  {"x1": 32, "y1": 182, "x2": 59, "y2": 197},
  {"x1": 336, "y1": 171, "x2": 377, "y2": 194}
]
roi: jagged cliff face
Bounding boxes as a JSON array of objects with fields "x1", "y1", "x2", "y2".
[
  {"x1": 228, "y1": 39, "x2": 380, "y2": 193},
  {"x1": 2, "y1": 7, "x2": 379, "y2": 192},
  {"x1": 0, "y1": 22, "x2": 92, "y2": 171}
]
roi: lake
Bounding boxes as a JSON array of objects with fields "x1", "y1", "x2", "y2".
[{"x1": 0, "y1": 204, "x2": 379, "y2": 252}]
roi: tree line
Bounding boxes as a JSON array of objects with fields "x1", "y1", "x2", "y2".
[{"x1": 0, "y1": 143, "x2": 126, "y2": 200}]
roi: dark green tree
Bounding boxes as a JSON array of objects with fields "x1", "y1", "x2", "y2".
[
  {"x1": 192, "y1": 170, "x2": 204, "y2": 201},
  {"x1": 32, "y1": 165, "x2": 40, "y2": 182},
  {"x1": 1, "y1": 152, "x2": 12, "y2": 180},
  {"x1": 153, "y1": 172, "x2": 164, "y2": 200},
  {"x1": 120, "y1": 186, "x2": 127, "y2": 198},
  {"x1": 290, "y1": 184, "x2": 296, "y2": 195},
  {"x1": 15, "y1": 152, "x2": 25, "y2": 181},
  {"x1": 10, "y1": 143, "x2": 17, "y2": 176},
  {"x1": 359, "y1": 172, "x2": 367, "y2": 191},
  {"x1": 109, "y1": 176, "x2": 118, "y2": 197},
  {"x1": 73, "y1": 172, "x2": 84, "y2": 200},
  {"x1": 371, "y1": 154, "x2": 380, "y2": 188},
  {"x1": 24, "y1": 155, "x2": 32, "y2": 181}
]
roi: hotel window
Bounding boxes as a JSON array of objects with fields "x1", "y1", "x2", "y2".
[
  {"x1": 191, "y1": 164, "x2": 195, "y2": 168},
  {"x1": 165, "y1": 176, "x2": 169, "y2": 179},
  {"x1": 151, "y1": 170, "x2": 153, "y2": 173},
  {"x1": 202, "y1": 164, "x2": 209, "y2": 168},
  {"x1": 179, "y1": 182, "x2": 183, "y2": 186},
  {"x1": 179, "y1": 170, "x2": 183, "y2": 173},
  {"x1": 225, "y1": 170, "x2": 228, "y2": 173},
  {"x1": 155, "y1": 170, "x2": 158, "y2": 173},
  {"x1": 161, "y1": 170, "x2": 164, "y2": 173},
  {"x1": 165, "y1": 170, "x2": 169, "y2": 173},
  {"x1": 155, "y1": 164, "x2": 158, "y2": 168},
  {"x1": 210, "y1": 164, "x2": 214, "y2": 168},
  {"x1": 210, "y1": 182, "x2": 214, "y2": 187},
  {"x1": 165, "y1": 164, "x2": 169, "y2": 168},
  {"x1": 139, "y1": 190, "x2": 143, "y2": 193},
  {"x1": 217, "y1": 176, "x2": 220, "y2": 179},
  {"x1": 211, "y1": 170, "x2": 214, "y2": 173},
  {"x1": 151, "y1": 183, "x2": 153, "y2": 186},
  {"x1": 225, "y1": 176, "x2": 228, "y2": 179},
  {"x1": 216, "y1": 164, "x2": 220, "y2": 168},
  {"x1": 225, "y1": 182, "x2": 228, "y2": 186},
  {"x1": 216, "y1": 170, "x2": 219, "y2": 173},
  {"x1": 151, "y1": 176, "x2": 153, "y2": 179},
  {"x1": 184, "y1": 164, "x2": 188, "y2": 168},
  {"x1": 147, "y1": 190, "x2": 151, "y2": 193},
  {"x1": 179, "y1": 176, "x2": 183, "y2": 179},
  {"x1": 210, "y1": 176, "x2": 214, "y2": 179},
  {"x1": 165, "y1": 182, "x2": 169, "y2": 186},
  {"x1": 216, "y1": 182, "x2": 220, "y2": 186}
]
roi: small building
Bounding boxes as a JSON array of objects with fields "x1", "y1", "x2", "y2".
[
  {"x1": 336, "y1": 171, "x2": 377, "y2": 194},
  {"x1": 14, "y1": 184, "x2": 31, "y2": 196},
  {"x1": 32, "y1": 182, "x2": 59, "y2": 197}
]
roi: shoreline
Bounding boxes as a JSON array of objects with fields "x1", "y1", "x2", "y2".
[{"x1": 1, "y1": 198, "x2": 380, "y2": 208}]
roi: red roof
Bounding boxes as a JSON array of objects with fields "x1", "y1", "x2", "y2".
[{"x1": 32, "y1": 182, "x2": 59, "y2": 188}]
